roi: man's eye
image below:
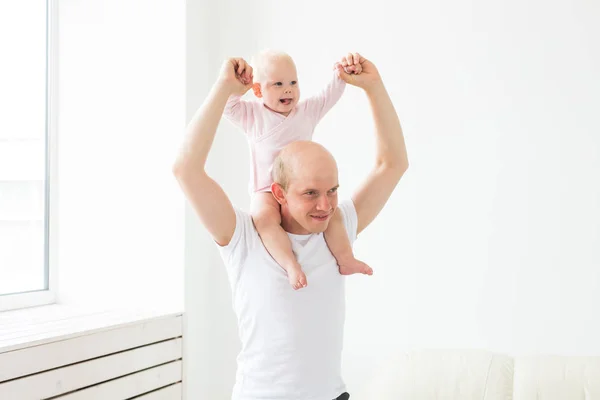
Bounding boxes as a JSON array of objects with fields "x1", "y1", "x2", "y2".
[
  {"x1": 329, "y1": 188, "x2": 338, "y2": 194},
  {"x1": 305, "y1": 191, "x2": 315, "y2": 196}
]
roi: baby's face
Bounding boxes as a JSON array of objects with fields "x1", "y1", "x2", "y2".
[{"x1": 260, "y1": 57, "x2": 300, "y2": 116}]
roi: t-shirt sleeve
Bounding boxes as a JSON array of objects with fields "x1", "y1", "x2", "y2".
[
  {"x1": 337, "y1": 199, "x2": 359, "y2": 246},
  {"x1": 215, "y1": 207, "x2": 257, "y2": 284}
]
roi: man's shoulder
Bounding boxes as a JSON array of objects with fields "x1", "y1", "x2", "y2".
[
  {"x1": 337, "y1": 199, "x2": 359, "y2": 244},
  {"x1": 217, "y1": 207, "x2": 258, "y2": 253},
  {"x1": 232, "y1": 207, "x2": 256, "y2": 234},
  {"x1": 215, "y1": 207, "x2": 260, "y2": 283},
  {"x1": 337, "y1": 198, "x2": 357, "y2": 218}
]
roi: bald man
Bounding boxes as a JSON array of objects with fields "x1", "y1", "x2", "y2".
[{"x1": 173, "y1": 53, "x2": 408, "y2": 400}]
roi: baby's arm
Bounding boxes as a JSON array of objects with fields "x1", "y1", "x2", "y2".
[
  {"x1": 303, "y1": 68, "x2": 347, "y2": 124},
  {"x1": 223, "y1": 93, "x2": 256, "y2": 134}
]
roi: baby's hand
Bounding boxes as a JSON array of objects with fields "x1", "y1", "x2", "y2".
[
  {"x1": 335, "y1": 62, "x2": 362, "y2": 75},
  {"x1": 335, "y1": 52, "x2": 382, "y2": 90},
  {"x1": 344, "y1": 64, "x2": 362, "y2": 75},
  {"x1": 337, "y1": 52, "x2": 363, "y2": 75}
]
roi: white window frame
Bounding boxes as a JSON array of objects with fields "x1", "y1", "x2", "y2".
[{"x1": 0, "y1": 0, "x2": 59, "y2": 312}]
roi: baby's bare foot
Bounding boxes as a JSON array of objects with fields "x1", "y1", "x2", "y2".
[
  {"x1": 288, "y1": 266, "x2": 307, "y2": 290},
  {"x1": 339, "y1": 258, "x2": 373, "y2": 276}
]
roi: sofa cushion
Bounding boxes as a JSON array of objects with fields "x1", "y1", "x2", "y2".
[
  {"x1": 513, "y1": 355, "x2": 600, "y2": 400},
  {"x1": 364, "y1": 349, "x2": 514, "y2": 399}
]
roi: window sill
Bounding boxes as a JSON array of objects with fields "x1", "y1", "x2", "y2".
[
  {"x1": 0, "y1": 303, "x2": 183, "y2": 354},
  {"x1": 0, "y1": 290, "x2": 55, "y2": 313}
]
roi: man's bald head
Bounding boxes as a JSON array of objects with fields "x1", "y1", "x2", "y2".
[{"x1": 272, "y1": 141, "x2": 337, "y2": 192}]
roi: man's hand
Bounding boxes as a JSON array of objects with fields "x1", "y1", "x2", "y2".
[
  {"x1": 335, "y1": 52, "x2": 382, "y2": 91},
  {"x1": 218, "y1": 58, "x2": 254, "y2": 96}
]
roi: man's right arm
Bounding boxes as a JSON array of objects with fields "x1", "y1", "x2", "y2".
[{"x1": 172, "y1": 58, "x2": 253, "y2": 246}]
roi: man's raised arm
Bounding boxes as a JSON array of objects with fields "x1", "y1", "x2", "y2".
[
  {"x1": 336, "y1": 53, "x2": 409, "y2": 234},
  {"x1": 172, "y1": 58, "x2": 253, "y2": 246}
]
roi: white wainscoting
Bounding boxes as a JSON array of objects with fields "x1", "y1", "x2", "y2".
[{"x1": 0, "y1": 307, "x2": 183, "y2": 399}]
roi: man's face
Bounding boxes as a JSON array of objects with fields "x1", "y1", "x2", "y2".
[
  {"x1": 283, "y1": 159, "x2": 339, "y2": 234},
  {"x1": 260, "y1": 57, "x2": 300, "y2": 116}
]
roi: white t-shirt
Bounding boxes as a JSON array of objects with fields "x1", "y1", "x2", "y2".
[{"x1": 217, "y1": 200, "x2": 359, "y2": 400}]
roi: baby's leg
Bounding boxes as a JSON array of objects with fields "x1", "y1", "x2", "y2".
[
  {"x1": 324, "y1": 209, "x2": 373, "y2": 276},
  {"x1": 251, "y1": 192, "x2": 307, "y2": 290}
]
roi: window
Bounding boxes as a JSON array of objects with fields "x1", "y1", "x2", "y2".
[{"x1": 0, "y1": 0, "x2": 57, "y2": 311}]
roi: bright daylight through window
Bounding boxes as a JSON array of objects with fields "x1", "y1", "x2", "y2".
[{"x1": 0, "y1": 1, "x2": 51, "y2": 304}]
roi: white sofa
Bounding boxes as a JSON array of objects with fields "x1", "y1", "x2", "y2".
[{"x1": 362, "y1": 349, "x2": 600, "y2": 399}]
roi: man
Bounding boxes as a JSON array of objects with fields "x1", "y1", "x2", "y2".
[{"x1": 173, "y1": 52, "x2": 408, "y2": 400}]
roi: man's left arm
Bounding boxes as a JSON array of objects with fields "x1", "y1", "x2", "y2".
[{"x1": 338, "y1": 54, "x2": 409, "y2": 234}]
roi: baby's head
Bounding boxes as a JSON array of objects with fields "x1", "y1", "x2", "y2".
[{"x1": 251, "y1": 49, "x2": 300, "y2": 116}]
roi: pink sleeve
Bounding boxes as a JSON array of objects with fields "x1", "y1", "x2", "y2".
[
  {"x1": 223, "y1": 94, "x2": 255, "y2": 134},
  {"x1": 302, "y1": 72, "x2": 346, "y2": 123}
]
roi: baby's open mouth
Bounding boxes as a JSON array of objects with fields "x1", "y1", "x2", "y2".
[{"x1": 280, "y1": 98, "x2": 292, "y2": 105}]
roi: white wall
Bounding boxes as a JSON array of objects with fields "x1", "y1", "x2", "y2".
[
  {"x1": 58, "y1": 0, "x2": 184, "y2": 311},
  {"x1": 185, "y1": 0, "x2": 600, "y2": 397}
]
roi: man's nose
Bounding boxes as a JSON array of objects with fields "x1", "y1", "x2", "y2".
[{"x1": 315, "y1": 195, "x2": 331, "y2": 211}]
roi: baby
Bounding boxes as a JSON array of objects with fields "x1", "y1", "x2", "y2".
[{"x1": 223, "y1": 50, "x2": 372, "y2": 290}]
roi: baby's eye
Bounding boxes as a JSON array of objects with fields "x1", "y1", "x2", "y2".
[
  {"x1": 291, "y1": 81, "x2": 297, "y2": 85},
  {"x1": 274, "y1": 82, "x2": 282, "y2": 86}
]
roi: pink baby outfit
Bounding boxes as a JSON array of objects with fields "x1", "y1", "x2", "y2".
[{"x1": 224, "y1": 73, "x2": 346, "y2": 193}]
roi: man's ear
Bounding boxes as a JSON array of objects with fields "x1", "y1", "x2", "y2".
[
  {"x1": 271, "y1": 183, "x2": 286, "y2": 205},
  {"x1": 252, "y1": 82, "x2": 262, "y2": 98}
]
